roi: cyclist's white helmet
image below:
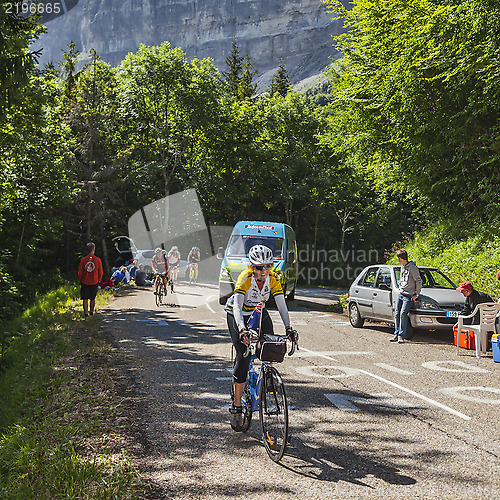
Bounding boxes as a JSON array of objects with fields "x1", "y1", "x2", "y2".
[
  {"x1": 171, "y1": 246, "x2": 178, "y2": 252},
  {"x1": 248, "y1": 245, "x2": 273, "y2": 265}
]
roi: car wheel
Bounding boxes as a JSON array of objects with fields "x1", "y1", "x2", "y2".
[
  {"x1": 405, "y1": 322, "x2": 416, "y2": 340},
  {"x1": 349, "y1": 303, "x2": 364, "y2": 328}
]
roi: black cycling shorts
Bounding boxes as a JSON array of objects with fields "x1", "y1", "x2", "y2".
[
  {"x1": 80, "y1": 283, "x2": 98, "y2": 300},
  {"x1": 227, "y1": 309, "x2": 274, "y2": 384}
]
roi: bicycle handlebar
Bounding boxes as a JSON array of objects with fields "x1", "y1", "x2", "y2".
[{"x1": 242, "y1": 329, "x2": 299, "y2": 358}]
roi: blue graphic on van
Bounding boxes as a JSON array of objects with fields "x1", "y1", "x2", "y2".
[{"x1": 217, "y1": 221, "x2": 298, "y2": 304}]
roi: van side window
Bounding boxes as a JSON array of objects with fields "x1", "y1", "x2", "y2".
[{"x1": 360, "y1": 267, "x2": 377, "y2": 287}]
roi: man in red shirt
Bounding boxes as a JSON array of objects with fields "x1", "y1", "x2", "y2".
[{"x1": 78, "y1": 242, "x2": 103, "y2": 319}]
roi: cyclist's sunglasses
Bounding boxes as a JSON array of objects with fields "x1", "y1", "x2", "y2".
[{"x1": 254, "y1": 264, "x2": 272, "y2": 271}]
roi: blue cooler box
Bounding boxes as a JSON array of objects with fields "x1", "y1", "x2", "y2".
[{"x1": 492, "y1": 334, "x2": 500, "y2": 363}]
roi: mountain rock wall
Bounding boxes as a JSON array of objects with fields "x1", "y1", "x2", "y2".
[{"x1": 34, "y1": 0, "x2": 350, "y2": 86}]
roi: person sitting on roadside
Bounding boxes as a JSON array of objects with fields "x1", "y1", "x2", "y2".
[
  {"x1": 134, "y1": 263, "x2": 150, "y2": 287},
  {"x1": 129, "y1": 260, "x2": 139, "y2": 280},
  {"x1": 99, "y1": 277, "x2": 116, "y2": 290},
  {"x1": 455, "y1": 281, "x2": 493, "y2": 325},
  {"x1": 111, "y1": 266, "x2": 129, "y2": 285}
]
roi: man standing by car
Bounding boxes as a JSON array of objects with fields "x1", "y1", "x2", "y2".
[{"x1": 391, "y1": 249, "x2": 422, "y2": 343}]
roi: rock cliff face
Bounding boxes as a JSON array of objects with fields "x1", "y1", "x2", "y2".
[{"x1": 34, "y1": 0, "x2": 350, "y2": 87}]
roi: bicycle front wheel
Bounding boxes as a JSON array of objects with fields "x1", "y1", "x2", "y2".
[
  {"x1": 259, "y1": 365, "x2": 288, "y2": 462},
  {"x1": 230, "y1": 380, "x2": 252, "y2": 433},
  {"x1": 155, "y1": 282, "x2": 163, "y2": 307}
]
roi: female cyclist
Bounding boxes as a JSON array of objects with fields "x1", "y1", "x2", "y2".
[{"x1": 225, "y1": 244, "x2": 295, "y2": 430}]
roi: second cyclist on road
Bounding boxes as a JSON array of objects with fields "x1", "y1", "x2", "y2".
[
  {"x1": 168, "y1": 246, "x2": 181, "y2": 284},
  {"x1": 187, "y1": 246, "x2": 201, "y2": 283},
  {"x1": 152, "y1": 248, "x2": 169, "y2": 295}
]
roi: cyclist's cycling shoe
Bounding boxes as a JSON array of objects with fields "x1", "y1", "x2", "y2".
[{"x1": 229, "y1": 405, "x2": 244, "y2": 432}]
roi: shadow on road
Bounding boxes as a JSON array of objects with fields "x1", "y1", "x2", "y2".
[{"x1": 97, "y1": 288, "x2": 479, "y2": 497}]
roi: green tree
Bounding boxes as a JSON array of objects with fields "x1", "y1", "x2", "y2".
[
  {"x1": 239, "y1": 55, "x2": 257, "y2": 99},
  {"x1": 258, "y1": 92, "x2": 326, "y2": 226},
  {"x1": 116, "y1": 43, "x2": 223, "y2": 227},
  {"x1": 60, "y1": 48, "x2": 123, "y2": 272},
  {"x1": 324, "y1": 0, "x2": 500, "y2": 221},
  {"x1": 269, "y1": 61, "x2": 291, "y2": 97},
  {"x1": 222, "y1": 41, "x2": 244, "y2": 99},
  {"x1": 0, "y1": 4, "x2": 44, "y2": 122},
  {"x1": 222, "y1": 41, "x2": 257, "y2": 100}
]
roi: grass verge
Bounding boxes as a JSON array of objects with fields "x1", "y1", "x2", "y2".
[{"x1": 0, "y1": 284, "x2": 139, "y2": 499}]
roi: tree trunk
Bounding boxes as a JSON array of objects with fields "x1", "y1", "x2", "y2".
[
  {"x1": 101, "y1": 238, "x2": 111, "y2": 277},
  {"x1": 16, "y1": 210, "x2": 29, "y2": 265}
]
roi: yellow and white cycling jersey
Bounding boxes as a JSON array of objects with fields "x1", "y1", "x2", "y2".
[{"x1": 225, "y1": 269, "x2": 284, "y2": 314}]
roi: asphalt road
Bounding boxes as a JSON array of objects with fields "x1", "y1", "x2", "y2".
[{"x1": 100, "y1": 283, "x2": 500, "y2": 499}]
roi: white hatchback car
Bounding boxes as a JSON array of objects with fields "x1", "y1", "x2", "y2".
[
  {"x1": 347, "y1": 265, "x2": 465, "y2": 339},
  {"x1": 134, "y1": 250, "x2": 188, "y2": 278}
]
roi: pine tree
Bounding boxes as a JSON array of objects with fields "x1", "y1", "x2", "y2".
[
  {"x1": 222, "y1": 40, "x2": 243, "y2": 98},
  {"x1": 239, "y1": 55, "x2": 257, "y2": 99},
  {"x1": 270, "y1": 61, "x2": 291, "y2": 97},
  {"x1": 0, "y1": 4, "x2": 44, "y2": 121}
]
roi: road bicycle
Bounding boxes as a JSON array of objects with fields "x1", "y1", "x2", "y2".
[
  {"x1": 230, "y1": 329, "x2": 298, "y2": 462},
  {"x1": 188, "y1": 262, "x2": 197, "y2": 283},
  {"x1": 154, "y1": 272, "x2": 173, "y2": 306}
]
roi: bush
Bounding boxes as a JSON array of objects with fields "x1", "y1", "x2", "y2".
[{"x1": 388, "y1": 221, "x2": 500, "y2": 299}]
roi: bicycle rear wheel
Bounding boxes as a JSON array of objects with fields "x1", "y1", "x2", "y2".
[{"x1": 259, "y1": 365, "x2": 288, "y2": 462}]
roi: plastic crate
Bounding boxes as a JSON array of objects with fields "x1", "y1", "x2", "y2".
[{"x1": 492, "y1": 334, "x2": 500, "y2": 363}]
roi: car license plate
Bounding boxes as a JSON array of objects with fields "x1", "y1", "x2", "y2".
[{"x1": 446, "y1": 310, "x2": 460, "y2": 318}]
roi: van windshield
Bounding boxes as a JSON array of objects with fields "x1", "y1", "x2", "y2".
[{"x1": 226, "y1": 236, "x2": 284, "y2": 259}]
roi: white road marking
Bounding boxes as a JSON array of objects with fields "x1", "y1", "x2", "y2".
[
  {"x1": 216, "y1": 377, "x2": 233, "y2": 381},
  {"x1": 194, "y1": 320, "x2": 223, "y2": 327},
  {"x1": 290, "y1": 320, "x2": 307, "y2": 326},
  {"x1": 421, "y1": 360, "x2": 490, "y2": 373},
  {"x1": 300, "y1": 346, "x2": 471, "y2": 421},
  {"x1": 358, "y1": 369, "x2": 471, "y2": 421},
  {"x1": 439, "y1": 387, "x2": 500, "y2": 404},
  {"x1": 295, "y1": 365, "x2": 361, "y2": 379},
  {"x1": 293, "y1": 351, "x2": 372, "y2": 358},
  {"x1": 137, "y1": 319, "x2": 169, "y2": 326},
  {"x1": 325, "y1": 392, "x2": 417, "y2": 411},
  {"x1": 374, "y1": 363, "x2": 414, "y2": 375},
  {"x1": 205, "y1": 294, "x2": 217, "y2": 313},
  {"x1": 199, "y1": 393, "x2": 228, "y2": 400}
]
